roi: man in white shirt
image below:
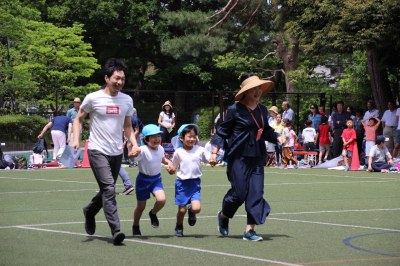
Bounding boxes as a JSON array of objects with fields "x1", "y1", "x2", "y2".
[
  {"x1": 282, "y1": 101, "x2": 295, "y2": 124},
  {"x1": 393, "y1": 107, "x2": 400, "y2": 158},
  {"x1": 363, "y1": 99, "x2": 380, "y2": 120},
  {"x1": 381, "y1": 100, "x2": 398, "y2": 154},
  {"x1": 72, "y1": 58, "x2": 139, "y2": 245}
]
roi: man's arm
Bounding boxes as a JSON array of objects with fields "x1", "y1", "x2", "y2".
[
  {"x1": 123, "y1": 116, "x2": 140, "y2": 157},
  {"x1": 72, "y1": 109, "x2": 87, "y2": 151},
  {"x1": 38, "y1": 122, "x2": 52, "y2": 139}
]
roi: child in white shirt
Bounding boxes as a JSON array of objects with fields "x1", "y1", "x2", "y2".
[
  {"x1": 172, "y1": 124, "x2": 212, "y2": 237},
  {"x1": 130, "y1": 124, "x2": 175, "y2": 236}
]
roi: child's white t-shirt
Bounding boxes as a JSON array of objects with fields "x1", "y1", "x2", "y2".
[
  {"x1": 302, "y1": 127, "x2": 316, "y2": 143},
  {"x1": 172, "y1": 145, "x2": 210, "y2": 180},
  {"x1": 136, "y1": 145, "x2": 165, "y2": 176}
]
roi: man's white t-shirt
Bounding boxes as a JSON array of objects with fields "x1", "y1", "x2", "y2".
[
  {"x1": 172, "y1": 145, "x2": 210, "y2": 180},
  {"x1": 396, "y1": 108, "x2": 400, "y2": 130},
  {"x1": 81, "y1": 89, "x2": 134, "y2": 156},
  {"x1": 136, "y1": 145, "x2": 165, "y2": 176}
]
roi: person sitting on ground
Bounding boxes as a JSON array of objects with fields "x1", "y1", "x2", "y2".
[{"x1": 368, "y1": 136, "x2": 393, "y2": 172}]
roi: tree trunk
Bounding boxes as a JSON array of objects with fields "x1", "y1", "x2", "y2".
[
  {"x1": 275, "y1": 34, "x2": 299, "y2": 94},
  {"x1": 366, "y1": 48, "x2": 393, "y2": 114}
]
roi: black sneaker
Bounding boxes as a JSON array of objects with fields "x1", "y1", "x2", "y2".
[
  {"x1": 175, "y1": 224, "x2": 184, "y2": 237},
  {"x1": 149, "y1": 210, "x2": 159, "y2": 228},
  {"x1": 83, "y1": 207, "x2": 95, "y2": 235},
  {"x1": 187, "y1": 205, "x2": 197, "y2": 226},
  {"x1": 132, "y1": 225, "x2": 142, "y2": 236},
  {"x1": 122, "y1": 186, "x2": 134, "y2": 195},
  {"x1": 217, "y1": 211, "x2": 229, "y2": 237},
  {"x1": 113, "y1": 231, "x2": 125, "y2": 245}
]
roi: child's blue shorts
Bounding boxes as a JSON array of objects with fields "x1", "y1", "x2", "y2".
[
  {"x1": 175, "y1": 178, "x2": 201, "y2": 206},
  {"x1": 135, "y1": 172, "x2": 164, "y2": 201}
]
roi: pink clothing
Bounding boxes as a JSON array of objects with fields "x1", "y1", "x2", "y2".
[{"x1": 363, "y1": 124, "x2": 378, "y2": 141}]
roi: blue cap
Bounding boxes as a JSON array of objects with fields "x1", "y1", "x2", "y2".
[
  {"x1": 142, "y1": 124, "x2": 163, "y2": 137},
  {"x1": 177, "y1": 124, "x2": 199, "y2": 136}
]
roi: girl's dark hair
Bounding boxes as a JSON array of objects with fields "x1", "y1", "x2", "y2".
[
  {"x1": 180, "y1": 124, "x2": 198, "y2": 137},
  {"x1": 162, "y1": 105, "x2": 173, "y2": 119},
  {"x1": 321, "y1": 115, "x2": 328, "y2": 123},
  {"x1": 104, "y1": 58, "x2": 128, "y2": 78}
]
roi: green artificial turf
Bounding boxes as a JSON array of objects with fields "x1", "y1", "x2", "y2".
[{"x1": 0, "y1": 167, "x2": 399, "y2": 265}]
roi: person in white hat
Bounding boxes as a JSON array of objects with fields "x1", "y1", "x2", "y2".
[
  {"x1": 210, "y1": 73, "x2": 277, "y2": 241},
  {"x1": 158, "y1": 100, "x2": 176, "y2": 143}
]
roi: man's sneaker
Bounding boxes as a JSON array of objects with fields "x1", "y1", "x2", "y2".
[
  {"x1": 217, "y1": 211, "x2": 229, "y2": 236},
  {"x1": 122, "y1": 186, "x2": 134, "y2": 195},
  {"x1": 83, "y1": 207, "x2": 95, "y2": 235},
  {"x1": 149, "y1": 210, "x2": 159, "y2": 228},
  {"x1": 175, "y1": 224, "x2": 184, "y2": 237},
  {"x1": 113, "y1": 231, "x2": 125, "y2": 245},
  {"x1": 243, "y1": 230, "x2": 263, "y2": 241},
  {"x1": 132, "y1": 225, "x2": 142, "y2": 236},
  {"x1": 187, "y1": 206, "x2": 197, "y2": 226}
]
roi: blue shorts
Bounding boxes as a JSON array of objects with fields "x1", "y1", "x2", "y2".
[
  {"x1": 396, "y1": 130, "x2": 400, "y2": 144},
  {"x1": 175, "y1": 178, "x2": 201, "y2": 206},
  {"x1": 135, "y1": 172, "x2": 164, "y2": 201}
]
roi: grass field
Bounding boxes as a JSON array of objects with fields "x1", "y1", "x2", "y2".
[{"x1": 0, "y1": 166, "x2": 399, "y2": 265}]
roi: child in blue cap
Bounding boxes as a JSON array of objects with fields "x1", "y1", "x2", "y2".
[
  {"x1": 171, "y1": 124, "x2": 214, "y2": 237},
  {"x1": 130, "y1": 124, "x2": 175, "y2": 236}
]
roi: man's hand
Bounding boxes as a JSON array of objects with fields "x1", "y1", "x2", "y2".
[{"x1": 128, "y1": 145, "x2": 141, "y2": 158}]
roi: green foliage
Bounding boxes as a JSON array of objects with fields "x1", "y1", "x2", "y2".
[
  {"x1": 336, "y1": 50, "x2": 370, "y2": 107},
  {"x1": 193, "y1": 106, "x2": 217, "y2": 140},
  {"x1": 0, "y1": 0, "x2": 99, "y2": 113},
  {"x1": 0, "y1": 114, "x2": 48, "y2": 143}
]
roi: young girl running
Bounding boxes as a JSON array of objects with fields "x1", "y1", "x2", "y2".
[
  {"x1": 280, "y1": 119, "x2": 298, "y2": 168},
  {"x1": 171, "y1": 124, "x2": 213, "y2": 237},
  {"x1": 131, "y1": 124, "x2": 175, "y2": 236}
]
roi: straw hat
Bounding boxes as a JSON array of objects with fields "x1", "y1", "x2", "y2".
[
  {"x1": 268, "y1": 106, "x2": 279, "y2": 114},
  {"x1": 235, "y1": 76, "x2": 274, "y2": 101},
  {"x1": 162, "y1": 100, "x2": 173, "y2": 109}
]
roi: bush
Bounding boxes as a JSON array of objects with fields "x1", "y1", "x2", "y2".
[
  {"x1": 193, "y1": 106, "x2": 219, "y2": 140},
  {"x1": 0, "y1": 115, "x2": 49, "y2": 143}
]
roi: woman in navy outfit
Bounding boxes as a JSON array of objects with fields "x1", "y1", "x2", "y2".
[{"x1": 210, "y1": 73, "x2": 277, "y2": 241}]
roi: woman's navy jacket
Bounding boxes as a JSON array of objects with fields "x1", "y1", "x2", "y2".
[{"x1": 212, "y1": 102, "x2": 278, "y2": 160}]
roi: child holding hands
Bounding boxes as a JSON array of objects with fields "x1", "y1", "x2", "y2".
[
  {"x1": 130, "y1": 124, "x2": 175, "y2": 236},
  {"x1": 171, "y1": 124, "x2": 214, "y2": 237}
]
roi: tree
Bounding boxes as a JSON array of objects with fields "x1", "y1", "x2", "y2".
[
  {"x1": 277, "y1": 0, "x2": 400, "y2": 112},
  {"x1": 0, "y1": 0, "x2": 99, "y2": 114}
]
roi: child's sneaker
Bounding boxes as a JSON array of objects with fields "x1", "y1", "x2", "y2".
[
  {"x1": 175, "y1": 224, "x2": 184, "y2": 237},
  {"x1": 344, "y1": 166, "x2": 349, "y2": 171},
  {"x1": 188, "y1": 205, "x2": 197, "y2": 226},
  {"x1": 243, "y1": 230, "x2": 263, "y2": 241},
  {"x1": 217, "y1": 211, "x2": 229, "y2": 236},
  {"x1": 132, "y1": 225, "x2": 141, "y2": 236},
  {"x1": 149, "y1": 210, "x2": 159, "y2": 228}
]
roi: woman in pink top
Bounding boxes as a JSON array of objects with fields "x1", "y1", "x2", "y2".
[{"x1": 363, "y1": 117, "x2": 381, "y2": 161}]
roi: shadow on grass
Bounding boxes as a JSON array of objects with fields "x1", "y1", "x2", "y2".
[
  {"x1": 126, "y1": 233, "x2": 209, "y2": 240},
  {"x1": 218, "y1": 233, "x2": 292, "y2": 241}
]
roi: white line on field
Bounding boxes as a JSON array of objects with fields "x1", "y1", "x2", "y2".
[
  {"x1": 268, "y1": 217, "x2": 400, "y2": 232},
  {"x1": 15, "y1": 226, "x2": 301, "y2": 266},
  {"x1": 2, "y1": 208, "x2": 399, "y2": 231}
]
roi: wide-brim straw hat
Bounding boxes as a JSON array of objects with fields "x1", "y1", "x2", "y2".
[
  {"x1": 235, "y1": 76, "x2": 274, "y2": 101},
  {"x1": 269, "y1": 106, "x2": 279, "y2": 114},
  {"x1": 162, "y1": 100, "x2": 173, "y2": 109}
]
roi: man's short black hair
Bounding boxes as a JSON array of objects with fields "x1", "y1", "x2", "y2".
[{"x1": 104, "y1": 58, "x2": 128, "y2": 78}]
